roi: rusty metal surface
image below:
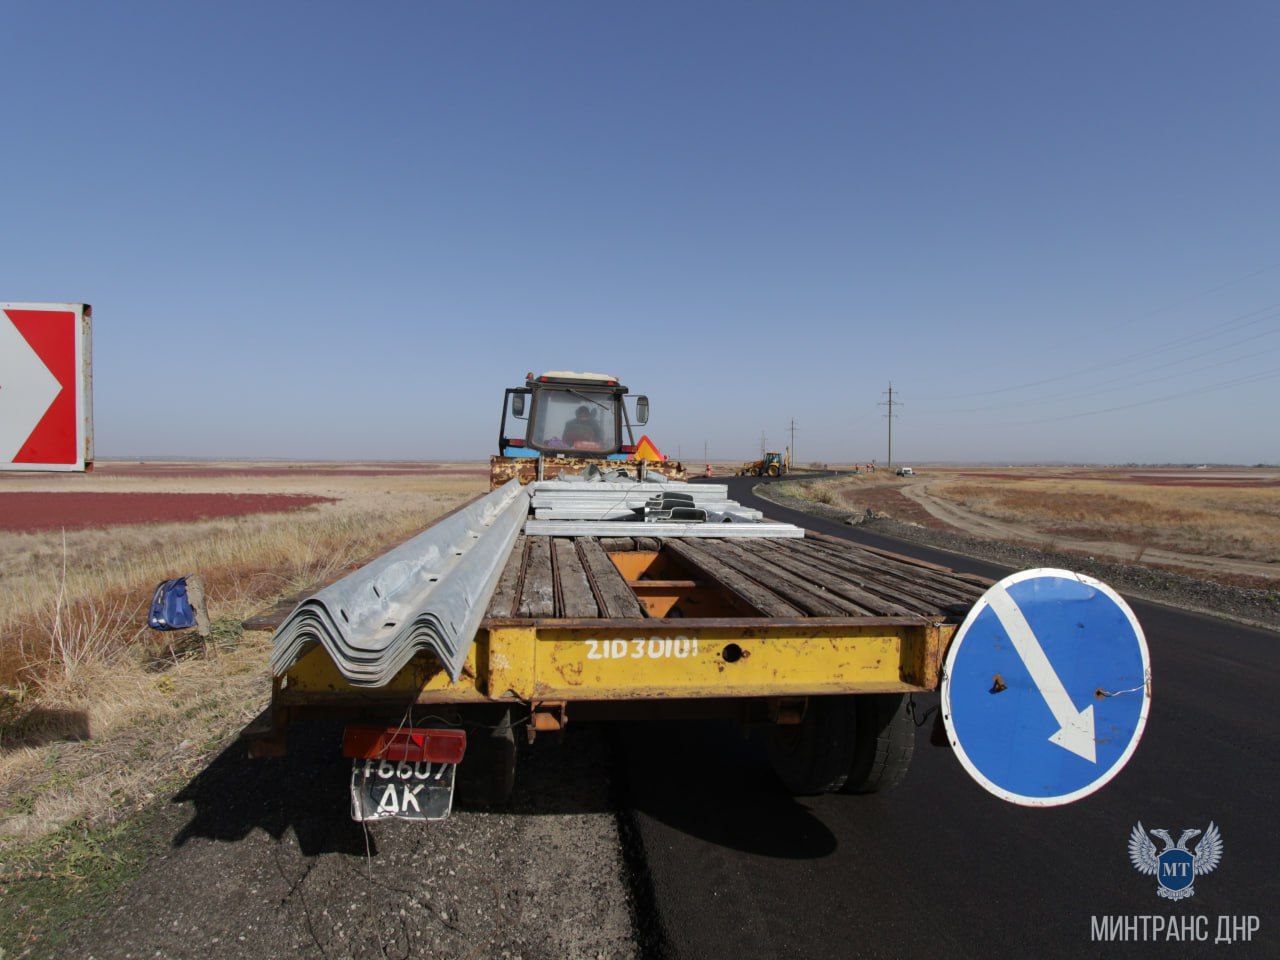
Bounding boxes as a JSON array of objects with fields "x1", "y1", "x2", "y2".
[{"x1": 489, "y1": 455, "x2": 687, "y2": 489}]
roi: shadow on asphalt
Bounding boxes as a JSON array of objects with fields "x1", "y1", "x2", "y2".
[
  {"x1": 610, "y1": 720, "x2": 838, "y2": 859},
  {"x1": 170, "y1": 718, "x2": 836, "y2": 860}
]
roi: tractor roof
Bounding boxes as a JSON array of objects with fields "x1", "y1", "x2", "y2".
[
  {"x1": 537, "y1": 370, "x2": 618, "y2": 382},
  {"x1": 528, "y1": 371, "x2": 627, "y2": 391}
]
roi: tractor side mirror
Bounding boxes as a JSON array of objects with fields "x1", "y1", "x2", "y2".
[
  {"x1": 635, "y1": 396, "x2": 649, "y2": 425},
  {"x1": 511, "y1": 393, "x2": 526, "y2": 418}
]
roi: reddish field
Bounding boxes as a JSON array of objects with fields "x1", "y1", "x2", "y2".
[
  {"x1": 0, "y1": 463, "x2": 490, "y2": 481},
  {"x1": 0, "y1": 492, "x2": 334, "y2": 532}
]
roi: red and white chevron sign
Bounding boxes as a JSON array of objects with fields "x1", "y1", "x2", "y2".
[{"x1": 0, "y1": 303, "x2": 93, "y2": 471}]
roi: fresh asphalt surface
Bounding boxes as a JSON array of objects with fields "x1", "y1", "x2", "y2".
[{"x1": 614, "y1": 476, "x2": 1278, "y2": 959}]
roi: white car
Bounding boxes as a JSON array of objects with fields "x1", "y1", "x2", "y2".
[{"x1": 895, "y1": 466, "x2": 914, "y2": 477}]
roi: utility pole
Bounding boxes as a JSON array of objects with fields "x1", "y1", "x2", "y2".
[
  {"x1": 880, "y1": 383, "x2": 900, "y2": 469},
  {"x1": 760, "y1": 431, "x2": 766, "y2": 460},
  {"x1": 788, "y1": 417, "x2": 798, "y2": 465},
  {"x1": 704, "y1": 440, "x2": 708, "y2": 466}
]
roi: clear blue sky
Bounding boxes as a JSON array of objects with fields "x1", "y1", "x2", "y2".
[{"x1": 4, "y1": 2, "x2": 1279, "y2": 464}]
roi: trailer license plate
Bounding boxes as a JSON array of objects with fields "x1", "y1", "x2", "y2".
[{"x1": 350, "y1": 759, "x2": 456, "y2": 822}]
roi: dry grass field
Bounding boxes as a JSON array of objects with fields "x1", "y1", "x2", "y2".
[
  {"x1": 776, "y1": 467, "x2": 1280, "y2": 581},
  {"x1": 0, "y1": 462, "x2": 487, "y2": 852},
  {"x1": 933, "y1": 469, "x2": 1280, "y2": 564},
  {"x1": 774, "y1": 472, "x2": 942, "y2": 526}
]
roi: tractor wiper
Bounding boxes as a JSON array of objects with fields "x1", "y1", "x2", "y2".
[{"x1": 567, "y1": 389, "x2": 611, "y2": 411}]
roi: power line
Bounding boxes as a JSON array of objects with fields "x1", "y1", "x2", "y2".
[
  {"x1": 929, "y1": 298, "x2": 1280, "y2": 402},
  {"x1": 1137, "y1": 259, "x2": 1280, "y2": 319},
  {"x1": 949, "y1": 321, "x2": 1280, "y2": 414},
  {"x1": 880, "y1": 386, "x2": 901, "y2": 471},
  {"x1": 1005, "y1": 365, "x2": 1280, "y2": 425}
]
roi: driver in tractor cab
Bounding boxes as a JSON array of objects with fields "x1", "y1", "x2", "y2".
[{"x1": 561, "y1": 405, "x2": 603, "y2": 449}]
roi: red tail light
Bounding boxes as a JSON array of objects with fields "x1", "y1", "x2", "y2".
[
  {"x1": 507, "y1": 439, "x2": 525, "y2": 447},
  {"x1": 620, "y1": 444, "x2": 636, "y2": 454},
  {"x1": 342, "y1": 726, "x2": 466, "y2": 764}
]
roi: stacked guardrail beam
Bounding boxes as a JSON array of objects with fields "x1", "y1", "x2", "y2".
[
  {"x1": 525, "y1": 477, "x2": 800, "y2": 537},
  {"x1": 269, "y1": 479, "x2": 528, "y2": 686},
  {"x1": 529, "y1": 479, "x2": 762, "y2": 521}
]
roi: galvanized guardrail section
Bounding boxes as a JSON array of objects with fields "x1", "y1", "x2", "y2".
[
  {"x1": 529, "y1": 479, "x2": 766, "y2": 523},
  {"x1": 270, "y1": 478, "x2": 529, "y2": 685}
]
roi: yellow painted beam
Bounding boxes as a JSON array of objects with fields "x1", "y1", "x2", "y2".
[
  {"x1": 281, "y1": 621, "x2": 947, "y2": 705},
  {"x1": 531, "y1": 624, "x2": 935, "y2": 700},
  {"x1": 484, "y1": 625, "x2": 538, "y2": 700}
]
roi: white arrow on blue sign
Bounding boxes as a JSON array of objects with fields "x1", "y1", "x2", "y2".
[{"x1": 941, "y1": 568, "x2": 1151, "y2": 807}]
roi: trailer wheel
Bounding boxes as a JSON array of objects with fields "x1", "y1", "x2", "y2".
[
  {"x1": 840, "y1": 693, "x2": 915, "y2": 794},
  {"x1": 456, "y1": 711, "x2": 516, "y2": 808},
  {"x1": 764, "y1": 696, "x2": 857, "y2": 795}
]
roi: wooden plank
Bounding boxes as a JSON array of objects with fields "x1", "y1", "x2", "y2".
[
  {"x1": 486, "y1": 536, "x2": 525, "y2": 618},
  {"x1": 734, "y1": 540, "x2": 911, "y2": 616},
  {"x1": 793, "y1": 538, "x2": 976, "y2": 604},
  {"x1": 773, "y1": 539, "x2": 949, "y2": 617},
  {"x1": 663, "y1": 539, "x2": 803, "y2": 618},
  {"x1": 634, "y1": 537, "x2": 661, "y2": 551},
  {"x1": 599, "y1": 537, "x2": 637, "y2": 552},
  {"x1": 553, "y1": 538, "x2": 600, "y2": 617},
  {"x1": 786, "y1": 540, "x2": 976, "y2": 616},
  {"x1": 518, "y1": 536, "x2": 555, "y2": 617},
  {"x1": 793, "y1": 545, "x2": 972, "y2": 604},
  {"x1": 798, "y1": 534, "x2": 983, "y2": 596},
  {"x1": 805, "y1": 530, "x2": 994, "y2": 587},
  {"x1": 242, "y1": 596, "x2": 302, "y2": 633},
  {"x1": 798, "y1": 538, "x2": 981, "y2": 604},
  {"x1": 482, "y1": 615, "x2": 929, "y2": 629},
  {"x1": 577, "y1": 538, "x2": 646, "y2": 618},
  {"x1": 709, "y1": 541, "x2": 852, "y2": 617}
]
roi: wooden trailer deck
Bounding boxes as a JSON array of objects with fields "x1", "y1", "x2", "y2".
[
  {"x1": 261, "y1": 529, "x2": 993, "y2": 723},
  {"x1": 469, "y1": 531, "x2": 992, "y2": 704},
  {"x1": 485, "y1": 531, "x2": 990, "y2": 624}
]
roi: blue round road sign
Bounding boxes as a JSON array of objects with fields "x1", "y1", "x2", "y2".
[{"x1": 941, "y1": 568, "x2": 1151, "y2": 806}]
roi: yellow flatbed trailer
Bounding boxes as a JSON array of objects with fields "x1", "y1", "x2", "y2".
[{"x1": 248, "y1": 529, "x2": 989, "y2": 805}]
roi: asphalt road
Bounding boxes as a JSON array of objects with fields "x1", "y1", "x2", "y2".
[{"x1": 615, "y1": 476, "x2": 1278, "y2": 959}]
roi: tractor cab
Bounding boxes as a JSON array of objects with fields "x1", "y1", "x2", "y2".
[
  {"x1": 499, "y1": 371, "x2": 645, "y2": 459},
  {"x1": 491, "y1": 371, "x2": 683, "y2": 487}
]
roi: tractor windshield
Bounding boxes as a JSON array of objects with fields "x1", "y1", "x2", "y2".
[{"x1": 530, "y1": 388, "x2": 618, "y2": 454}]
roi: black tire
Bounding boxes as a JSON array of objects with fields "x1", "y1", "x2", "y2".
[
  {"x1": 456, "y1": 711, "x2": 516, "y2": 807},
  {"x1": 840, "y1": 693, "x2": 915, "y2": 794},
  {"x1": 765, "y1": 696, "x2": 858, "y2": 795}
]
